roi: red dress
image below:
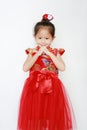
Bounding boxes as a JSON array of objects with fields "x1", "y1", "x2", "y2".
[{"x1": 17, "y1": 46, "x2": 76, "y2": 130}]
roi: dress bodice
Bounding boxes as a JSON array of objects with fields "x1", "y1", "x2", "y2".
[
  {"x1": 30, "y1": 53, "x2": 58, "y2": 74},
  {"x1": 25, "y1": 46, "x2": 65, "y2": 74}
]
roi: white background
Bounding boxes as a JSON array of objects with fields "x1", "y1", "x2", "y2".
[{"x1": 0, "y1": 0, "x2": 87, "y2": 130}]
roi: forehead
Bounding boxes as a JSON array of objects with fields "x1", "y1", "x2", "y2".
[{"x1": 36, "y1": 27, "x2": 52, "y2": 36}]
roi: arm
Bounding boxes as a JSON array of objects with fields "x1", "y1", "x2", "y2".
[
  {"x1": 23, "y1": 53, "x2": 39, "y2": 72},
  {"x1": 23, "y1": 46, "x2": 46, "y2": 72},
  {"x1": 44, "y1": 48, "x2": 65, "y2": 71}
]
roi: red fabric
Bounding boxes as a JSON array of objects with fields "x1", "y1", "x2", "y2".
[
  {"x1": 17, "y1": 47, "x2": 76, "y2": 130},
  {"x1": 25, "y1": 46, "x2": 65, "y2": 56},
  {"x1": 25, "y1": 49, "x2": 29, "y2": 54}
]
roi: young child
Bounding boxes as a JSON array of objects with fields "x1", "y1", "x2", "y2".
[{"x1": 17, "y1": 14, "x2": 76, "y2": 130}]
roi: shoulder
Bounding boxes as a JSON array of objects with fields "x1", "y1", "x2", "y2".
[
  {"x1": 25, "y1": 47, "x2": 37, "y2": 55},
  {"x1": 52, "y1": 48, "x2": 65, "y2": 56}
]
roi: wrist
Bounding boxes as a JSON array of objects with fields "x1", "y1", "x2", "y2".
[{"x1": 37, "y1": 51, "x2": 41, "y2": 56}]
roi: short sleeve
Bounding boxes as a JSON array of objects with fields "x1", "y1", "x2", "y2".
[
  {"x1": 53, "y1": 48, "x2": 65, "y2": 56},
  {"x1": 58, "y1": 48, "x2": 65, "y2": 55},
  {"x1": 25, "y1": 48, "x2": 32, "y2": 54},
  {"x1": 25, "y1": 48, "x2": 36, "y2": 55}
]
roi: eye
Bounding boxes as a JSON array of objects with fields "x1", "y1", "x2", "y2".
[
  {"x1": 38, "y1": 37, "x2": 41, "y2": 39},
  {"x1": 46, "y1": 38, "x2": 49, "y2": 40}
]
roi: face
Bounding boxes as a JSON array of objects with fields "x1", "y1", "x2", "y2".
[{"x1": 34, "y1": 28, "x2": 54, "y2": 47}]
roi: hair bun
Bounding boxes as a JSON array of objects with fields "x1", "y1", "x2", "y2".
[{"x1": 42, "y1": 14, "x2": 54, "y2": 22}]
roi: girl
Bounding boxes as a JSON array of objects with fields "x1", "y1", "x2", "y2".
[{"x1": 17, "y1": 14, "x2": 76, "y2": 130}]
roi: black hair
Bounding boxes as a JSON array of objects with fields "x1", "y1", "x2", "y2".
[{"x1": 34, "y1": 20, "x2": 55, "y2": 37}]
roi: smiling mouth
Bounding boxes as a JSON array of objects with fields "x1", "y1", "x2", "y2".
[{"x1": 40, "y1": 43, "x2": 47, "y2": 46}]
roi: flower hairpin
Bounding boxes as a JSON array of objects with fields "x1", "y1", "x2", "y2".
[{"x1": 42, "y1": 14, "x2": 54, "y2": 21}]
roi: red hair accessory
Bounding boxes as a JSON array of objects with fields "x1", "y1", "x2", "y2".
[{"x1": 42, "y1": 14, "x2": 54, "y2": 21}]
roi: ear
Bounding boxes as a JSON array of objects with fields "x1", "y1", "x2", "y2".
[
  {"x1": 52, "y1": 36, "x2": 56, "y2": 40},
  {"x1": 33, "y1": 34, "x2": 35, "y2": 37}
]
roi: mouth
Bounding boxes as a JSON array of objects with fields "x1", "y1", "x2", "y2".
[{"x1": 40, "y1": 43, "x2": 47, "y2": 46}]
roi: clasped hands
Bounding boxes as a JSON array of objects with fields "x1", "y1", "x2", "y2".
[{"x1": 37, "y1": 46, "x2": 51, "y2": 56}]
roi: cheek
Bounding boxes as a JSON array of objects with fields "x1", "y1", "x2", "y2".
[
  {"x1": 48, "y1": 40, "x2": 52, "y2": 43},
  {"x1": 36, "y1": 39, "x2": 40, "y2": 42}
]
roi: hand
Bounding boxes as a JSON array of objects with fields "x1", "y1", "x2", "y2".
[
  {"x1": 37, "y1": 46, "x2": 46, "y2": 56},
  {"x1": 44, "y1": 47, "x2": 51, "y2": 55}
]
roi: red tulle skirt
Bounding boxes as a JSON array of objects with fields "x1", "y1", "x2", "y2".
[{"x1": 17, "y1": 70, "x2": 76, "y2": 130}]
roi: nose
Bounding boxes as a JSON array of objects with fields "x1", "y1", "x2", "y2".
[
  {"x1": 42, "y1": 39, "x2": 45, "y2": 43},
  {"x1": 42, "y1": 38, "x2": 45, "y2": 43}
]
